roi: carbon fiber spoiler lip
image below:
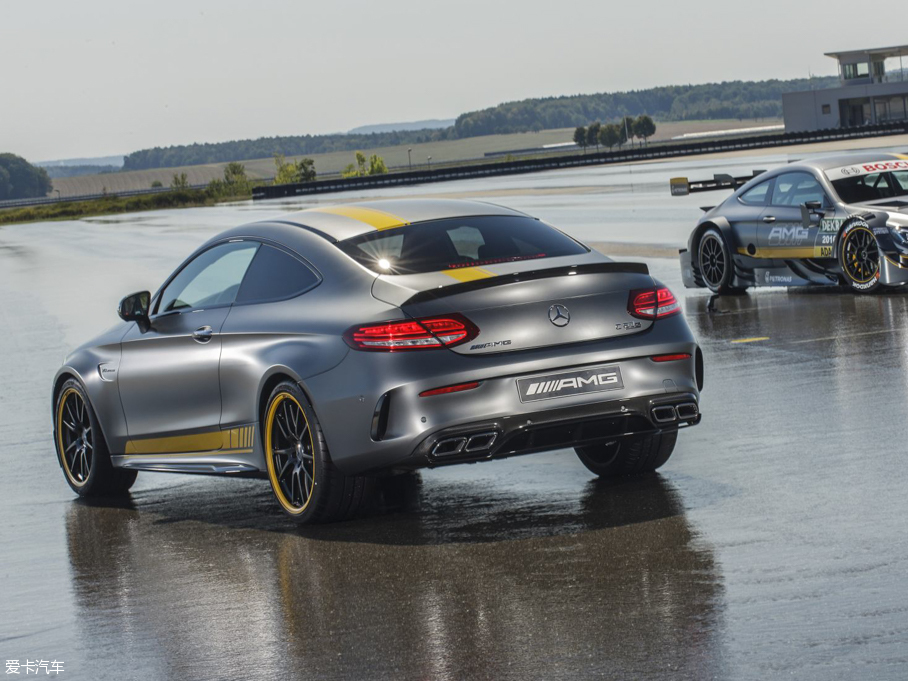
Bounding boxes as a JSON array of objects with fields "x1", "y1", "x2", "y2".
[{"x1": 403, "y1": 262, "x2": 650, "y2": 306}]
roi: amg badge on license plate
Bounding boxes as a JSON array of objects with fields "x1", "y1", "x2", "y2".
[{"x1": 517, "y1": 365, "x2": 623, "y2": 402}]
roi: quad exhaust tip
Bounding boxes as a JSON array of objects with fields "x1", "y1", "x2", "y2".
[
  {"x1": 652, "y1": 402, "x2": 699, "y2": 424},
  {"x1": 676, "y1": 402, "x2": 699, "y2": 420},
  {"x1": 652, "y1": 405, "x2": 678, "y2": 424},
  {"x1": 431, "y1": 431, "x2": 498, "y2": 457}
]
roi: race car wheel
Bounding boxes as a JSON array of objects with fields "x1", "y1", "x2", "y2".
[
  {"x1": 839, "y1": 219, "x2": 881, "y2": 293},
  {"x1": 698, "y1": 228, "x2": 743, "y2": 294},
  {"x1": 575, "y1": 430, "x2": 677, "y2": 478},
  {"x1": 54, "y1": 378, "x2": 138, "y2": 497},
  {"x1": 264, "y1": 381, "x2": 374, "y2": 523}
]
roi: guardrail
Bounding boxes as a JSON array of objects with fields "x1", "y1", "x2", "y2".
[
  {"x1": 254, "y1": 121, "x2": 908, "y2": 201},
  {"x1": 5, "y1": 121, "x2": 907, "y2": 210},
  {"x1": 0, "y1": 184, "x2": 210, "y2": 210}
]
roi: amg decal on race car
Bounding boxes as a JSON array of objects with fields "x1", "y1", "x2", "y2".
[{"x1": 673, "y1": 153, "x2": 908, "y2": 294}]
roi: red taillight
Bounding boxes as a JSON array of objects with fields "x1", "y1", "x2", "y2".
[
  {"x1": 628, "y1": 287, "x2": 681, "y2": 320},
  {"x1": 650, "y1": 353, "x2": 691, "y2": 362},
  {"x1": 343, "y1": 314, "x2": 479, "y2": 351},
  {"x1": 419, "y1": 381, "x2": 481, "y2": 397}
]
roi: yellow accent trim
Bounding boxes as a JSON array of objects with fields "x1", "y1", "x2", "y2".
[
  {"x1": 442, "y1": 267, "x2": 495, "y2": 282},
  {"x1": 737, "y1": 247, "x2": 815, "y2": 258},
  {"x1": 309, "y1": 205, "x2": 410, "y2": 231},
  {"x1": 124, "y1": 426, "x2": 255, "y2": 455},
  {"x1": 57, "y1": 387, "x2": 87, "y2": 488},
  {"x1": 117, "y1": 448, "x2": 253, "y2": 459},
  {"x1": 731, "y1": 337, "x2": 770, "y2": 344},
  {"x1": 265, "y1": 393, "x2": 315, "y2": 515}
]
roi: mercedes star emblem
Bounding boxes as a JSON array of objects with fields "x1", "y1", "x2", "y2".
[{"x1": 548, "y1": 304, "x2": 570, "y2": 327}]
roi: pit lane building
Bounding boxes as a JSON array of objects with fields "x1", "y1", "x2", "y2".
[{"x1": 783, "y1": 44, "x2": 908, "y2": 132}]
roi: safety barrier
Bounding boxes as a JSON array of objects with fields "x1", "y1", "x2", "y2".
[{"x1": 253, "y1": 120, "x2": 908, "y2": 201}]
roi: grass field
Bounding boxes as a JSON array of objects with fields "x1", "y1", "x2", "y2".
[
  {"x1": 50, "y1": 119, "x2": 781, "y2": 198},
  {"x1": 0, "y1": 188, "x2": 249, "y2": 226}
]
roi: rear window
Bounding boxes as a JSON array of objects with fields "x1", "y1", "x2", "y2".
[
  {"x1": 832, "y1": 171, "x2": 908, "y2": 204},
  {"x1": 335, "y1": 215, "x2": 588, "y2": 275}
]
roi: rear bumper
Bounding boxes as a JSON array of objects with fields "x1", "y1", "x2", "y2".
[
  {"x1": 408, "y1": 392, "x2": 700, "y2": 469},
  {"x1": 305, "y1": 315, "x2": 702, "y2": 475}
]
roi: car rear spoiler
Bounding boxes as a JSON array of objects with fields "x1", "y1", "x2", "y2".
[
  {"x1": 670, "y1": 170, "x2": 766, "y2": 196},
  {"x1": 404, "y1": 262, "x2": 650, "y2": 305}
]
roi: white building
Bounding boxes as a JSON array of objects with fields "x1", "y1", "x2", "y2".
[{"x1": 783, "y1": 44, "x2": 908, "y2": 132}]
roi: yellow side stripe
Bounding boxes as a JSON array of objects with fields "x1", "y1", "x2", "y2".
[
  {"x1": 308, "y1": 205, "x2": 410, "y2": 231},
  {"x1": 118, "y1": 448, "x2": 253, "y2": 459},
  {"x1": 737, "y1": 247, "x2": 815, "y2": 258},
  {"x1": 443, "y1": 267, "x2": 495, "y2": 282},
  {"x1": 730, "y1": 337, "x2": 770, "y2": 344},
  {"x1": 125, "y1": 426, "x2": 255, "y2": 455}
]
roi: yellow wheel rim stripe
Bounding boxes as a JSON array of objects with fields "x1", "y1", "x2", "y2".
[{"x1": 265, "y1": 393, "x2": 315, "y2": 515}]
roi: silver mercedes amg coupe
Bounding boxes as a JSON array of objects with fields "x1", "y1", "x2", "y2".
[{"x1": 52, "y1": 199, "x2": 703, "y2": 523}]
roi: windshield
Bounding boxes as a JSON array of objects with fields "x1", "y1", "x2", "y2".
[
  {"x1": 336, "y1": 215, "x2": 588, "y2": 275},
  {"x1": 832, "y1": 170, "x2": 908, "y2": 204}
]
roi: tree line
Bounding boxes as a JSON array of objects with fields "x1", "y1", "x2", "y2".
[
  {"x1": 572, "y1": 115, "x2": 657, "y2": 153},
  {"x1": 0, "y1": 154, "x2": 52, "y2": 200},
  {"x1": 454, "y1": 76, "x2": 836, "y2": 137},
  {"x1": 117, "y1": 75, "x2": 837, "y2": 172},
  {"x1": 123, "y1": 129, "x2": 452, "y2": 171}
]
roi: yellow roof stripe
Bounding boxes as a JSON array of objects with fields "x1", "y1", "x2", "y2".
[
  {"x1": 443, "y1": 267, "x2": 495, "y2": 282},
  {"x1": 308, "y1": 205, "x2": 410, "y2": 231}
]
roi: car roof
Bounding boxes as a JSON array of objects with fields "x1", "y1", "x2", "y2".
[
  {"x1": 268, "y1": 198, "x2": 529, "y2": 242},
  {"x1": 793, "y1": 151, "x2": 908, "y2": 172}
]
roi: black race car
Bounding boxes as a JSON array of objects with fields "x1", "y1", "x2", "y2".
[{"x1": 673, "y1": 153, "x2": 908, "y2": 294}]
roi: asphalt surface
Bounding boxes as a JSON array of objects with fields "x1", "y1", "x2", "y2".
[{"x1": 2, "y1": 146, "x2": 908, "y2": 680}]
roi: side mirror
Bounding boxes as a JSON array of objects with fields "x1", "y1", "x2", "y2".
[
  {"x1": 118, "y1": 291, "x2": 151, "y2": 331},
  {"x1": 800, "y1": 201, "x2": 827, "y2": 228}
]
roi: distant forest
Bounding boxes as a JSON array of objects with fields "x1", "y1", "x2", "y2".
[
  {"x1": 123, "y1": 76, "x2": 837, "y2": 171},
  {"x1": 43, "y1": 164, "x2": 120, "y2": 179},
  {"x1": 454, "y1": 76, "x2": 837, "y2": 136}
]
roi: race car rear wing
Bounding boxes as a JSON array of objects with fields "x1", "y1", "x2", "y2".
[{"x1": 670, "y1": 170, "x2": 766, "y2": 196}]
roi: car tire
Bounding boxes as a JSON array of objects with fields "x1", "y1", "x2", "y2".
[
  {"x1": 263, "y1": 381, "x2": 374, "y2": 524},
  {"x1": 698, "y1": 228, "x2": 745, "y2": 294},
  {"x1": 575, "y1": 430, "x2": 677, "y2": 478},
  {"x1": 838, "y1": 218, "x2": 881, "y2": 293},
  {"x1": 54, "y1": 378, "x2": 138, "y2": 497}
]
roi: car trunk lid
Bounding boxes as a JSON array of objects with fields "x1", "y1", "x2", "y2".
[{"x1": 372, "y1": 260, "x2": 656, "y2": 355}]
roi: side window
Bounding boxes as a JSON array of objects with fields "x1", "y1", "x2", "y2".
[
  {"x1": 235, "y1": 244, "x2": 320, "y2": 304},
  {"x1": 771, "y1": 172, "x2": 827, "y2": 207},
  {"x1": 157, "y1": 242, "x2": 259, "y2": 314},
  {"x1": 740, "y1": 180, "x2": 771, "y2": 206}
]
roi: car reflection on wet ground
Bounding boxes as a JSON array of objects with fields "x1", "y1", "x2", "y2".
[{"x1": 3, "y1": 150, "x2": 908, "y2": 679}]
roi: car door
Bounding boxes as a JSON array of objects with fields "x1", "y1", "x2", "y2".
[
  {"x1": 725, "y1": 178, "x2": 774, "y2": 257},
  {"x1": 118, "y1": 240, "x2": 259, "y2": 451},
  {"x1": 758, "y1": 171, "x2": 831, "y2": 259}
]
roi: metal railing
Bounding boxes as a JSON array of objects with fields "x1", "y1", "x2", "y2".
[
  {"x1": 253, "y1": 121, "x2": 908, "y2": 201},
  {"x1": 0, "y1": 183, "x2": 210, "y2": 210},
  {"x1": 5, "y1": 120, "x2": 907, "y2": 210}
]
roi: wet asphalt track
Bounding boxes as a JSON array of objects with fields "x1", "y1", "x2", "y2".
[{"x1": 2, "y1": 147, "x2": 908, "y2": 680}]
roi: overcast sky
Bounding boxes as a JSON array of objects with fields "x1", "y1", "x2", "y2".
[{"x1": 3, "y1": 0, "x2": 907, "y2": 161}]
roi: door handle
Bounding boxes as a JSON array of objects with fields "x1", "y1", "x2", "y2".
[
  {"x1": 762, "y1": 216, "x2": 776, "y2": 223},
  {"x1": 191, "y1": 326, "x2": 214, "y2": 343}
]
